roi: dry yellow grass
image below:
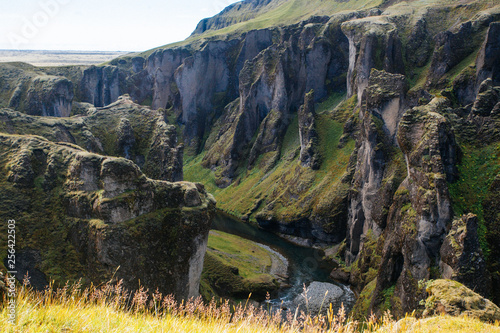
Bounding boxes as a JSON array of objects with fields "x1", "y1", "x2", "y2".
[{"x1": 1, "y1": 280, "x2": 500, "y2": 332}]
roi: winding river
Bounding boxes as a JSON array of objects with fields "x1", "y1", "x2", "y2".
[{"x1": 211, "y1": 211, "x2": 354, "y2": 312}]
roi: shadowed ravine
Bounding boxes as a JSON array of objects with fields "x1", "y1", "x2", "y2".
[{"x1": 211, "y1": 211, "x2": 355, "y2": 313}]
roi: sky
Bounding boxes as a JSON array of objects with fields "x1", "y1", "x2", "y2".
[{"x1": 0, "y1": 0, "x2": 241, "y2": 51}]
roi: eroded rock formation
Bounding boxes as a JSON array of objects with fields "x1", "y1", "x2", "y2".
[{"x1": 0, "y1": 133, "x2": 215, "y2": 299}]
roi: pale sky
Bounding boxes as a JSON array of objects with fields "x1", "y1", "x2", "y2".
[{"x1": 0, "y1": 0, "x2": 241, "y2": 51}]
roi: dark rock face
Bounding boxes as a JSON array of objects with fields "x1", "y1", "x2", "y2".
[
  {"x1": 405, "y1": 18, "x2": 432, "y2": 68},
  {"x1": 146, "y1": 30, "x2": 274, "y2": 150},
  {"x1": 341, "y1": 17, "x2": 404, "y2": 102},
  {"x1": 369, "y1": 97, "x2": 460, "y2": 316},
  {"x1": 116, "y1": 118, "x2": 135, "y2": 159},
  {"x1": 476, "y1": 22, "x2": 500, "y2": 86},
  {"x1": 0, "y1": 134, "x2": 215, "y2": 300},
  {"x1": 174, "y1": 41, "x2": 234, "y2": 146},
  {"x1": 472, "y1": 79, "x2": 500, "y2": 116},
  {"x1": 143, "y1": 116, "x2": 184, "y2": 182},
  {"x1": 298, "y1": 90, "x2": 320, "y2": 169},
  {"x1": 81, "y1": 65, "x2": 120, "y2": 107},
  {"x1": 465, "y1": 79, "x2": 500, "y2": 144},
  {"x1": 440, "y1": 214, "x2": 491, "y2": 297},
  {"x1": 203, "y1": 18, "x2": 350, "y2": 184},
  {"x1": 148, "y1": 48, "x2": 190, "y2": 111},
  {"x1": 428, "y1": 22, "x2": 476, "y2": 84},
  {"x1": 428, "y1": 14, "x2": 500, "y2": 88},
  {"x1": 4, "y1": 249, "x2": 48, "y2": 290},
  {"x1": 26, "y1": 76, "x2": 74, "y2": 117},
  {"x1": 346, "y1": 69, "x2": 407, "y2": 264}
]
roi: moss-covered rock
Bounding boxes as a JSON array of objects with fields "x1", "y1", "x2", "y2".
[
  {"x1": 0, "y1": 133, "x2": 215, "y2": 300},
  {"x1": 424, "y1": 279, "x2": 500, "y2": 322},
  {"x1": 476, "y1": 22, "x2": 500, "y2": 87},
  {"x1": 341, "y1": 16, "x2": 404, "y2": 101},
  {"x1": 345, "y1": 69, "x2": 407, "y2": 264},
  {"x1": 366, "y1": 96, "x2": 461, "y2": 317},
  {"x1": 298, "y1": 90, "x2": 320, "y2": 169},
  {"x1": 25, "y1": 76, "x2": 74, "y2": 117},
  {"x1": 0, "y1": 95, "x2": 183, "y2": 182},
  {"x1": 440, "y1": 214, "x2": 491, "y2": 297}
]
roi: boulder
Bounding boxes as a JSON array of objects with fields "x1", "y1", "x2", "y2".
[
  {"x1": 294, "y1": 281, "x2": 354, "y2": 316},
  {"x1": 423, "y1": 279, "x2": 500, "y2": 322}
]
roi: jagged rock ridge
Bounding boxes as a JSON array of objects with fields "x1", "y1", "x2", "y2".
[{"x1": 0, "y1": 133, "x2": 215, "y2": 299}]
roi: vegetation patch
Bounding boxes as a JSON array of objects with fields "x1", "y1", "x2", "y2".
[
  {"x1": 184, "y1": 95, "x2": 356, "y2": 226},
  {"x1": 201, "y1": 230, "x2": 283, "y2": 301},
  {"x1": 449, "y1": 143, "x2": 500, "y2": 257}
]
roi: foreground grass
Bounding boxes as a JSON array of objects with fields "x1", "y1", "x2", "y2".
[{"x1": 1, "y1": 282, "x2": 500, "y2": 332}]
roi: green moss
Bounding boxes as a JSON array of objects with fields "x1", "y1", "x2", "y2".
[
  {"x1": 333, "y1": 94, "x2": 357, "y2": 123},
  {"x1": 424, "y1": 279, "x2": 500, "y2": 322},
  {"x1": 380, "y1": 285, "x2": 396, "y2": 313},
  {"x1": 316, "y1": 93, "x2": 345, "y2": 115},
  {"x1": 351, "y1": 278, "x2": 377, "y2": 320},
  {"x1": 449, "y1": 143, "x2": 500, "y2": 257},
  {"x1": 0, "y1": 165, "x2": 86, "y2": 287}
]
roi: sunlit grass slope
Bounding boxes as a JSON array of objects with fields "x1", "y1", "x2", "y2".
[{"x1": 1, "y1": 283, "x2": 500, "y2": 332}]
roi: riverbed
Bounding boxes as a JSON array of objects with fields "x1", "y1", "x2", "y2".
[{"x1": 211, "y1": 211, "x2": 355, "y2": 314}]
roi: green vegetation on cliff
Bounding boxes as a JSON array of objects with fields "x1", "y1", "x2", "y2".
[
  {"x1": 0, "y1": 133, "x2": 215, "y2": 298},
  {"x1": 449, "y1": 143, "x2": 500, "y2": 256},
  {"x1": 184, "y1": 96, "x2": 355, "y2": 225}
]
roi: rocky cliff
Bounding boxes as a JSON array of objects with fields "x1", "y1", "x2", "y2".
[
  {"x1": 0, "y1": 95, "x2": 183, "y2": 182},
  {"x1": 0, "y1": 133, "x2": 215, "y2": 299}
]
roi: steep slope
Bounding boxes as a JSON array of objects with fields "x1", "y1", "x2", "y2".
[
  {"x1": 190, "y1": 0, "x2": 383, "y2": 37},
  {"x1": 0, "y1": 133, "x2": 215, "y2": 299}
]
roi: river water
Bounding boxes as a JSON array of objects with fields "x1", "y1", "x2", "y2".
[{"x1": 211, "y1": 211, "x2": 354, "y2": 312}]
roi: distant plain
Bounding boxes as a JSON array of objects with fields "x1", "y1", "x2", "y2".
[{"x1": 0, "y1": 50, "x2": 129, "y2": 67}]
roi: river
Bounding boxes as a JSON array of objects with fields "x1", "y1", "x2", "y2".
[{"x1": 211, "y1": 211, "x2": 355, "y2": 313}]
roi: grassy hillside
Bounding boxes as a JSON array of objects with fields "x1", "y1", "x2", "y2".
[
  {"x1": 184, "y1": 95, "x2": 354, "y2": 223},
  {"x1": 139, "y1": 0, "x2": 499, "y2": 54}
]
